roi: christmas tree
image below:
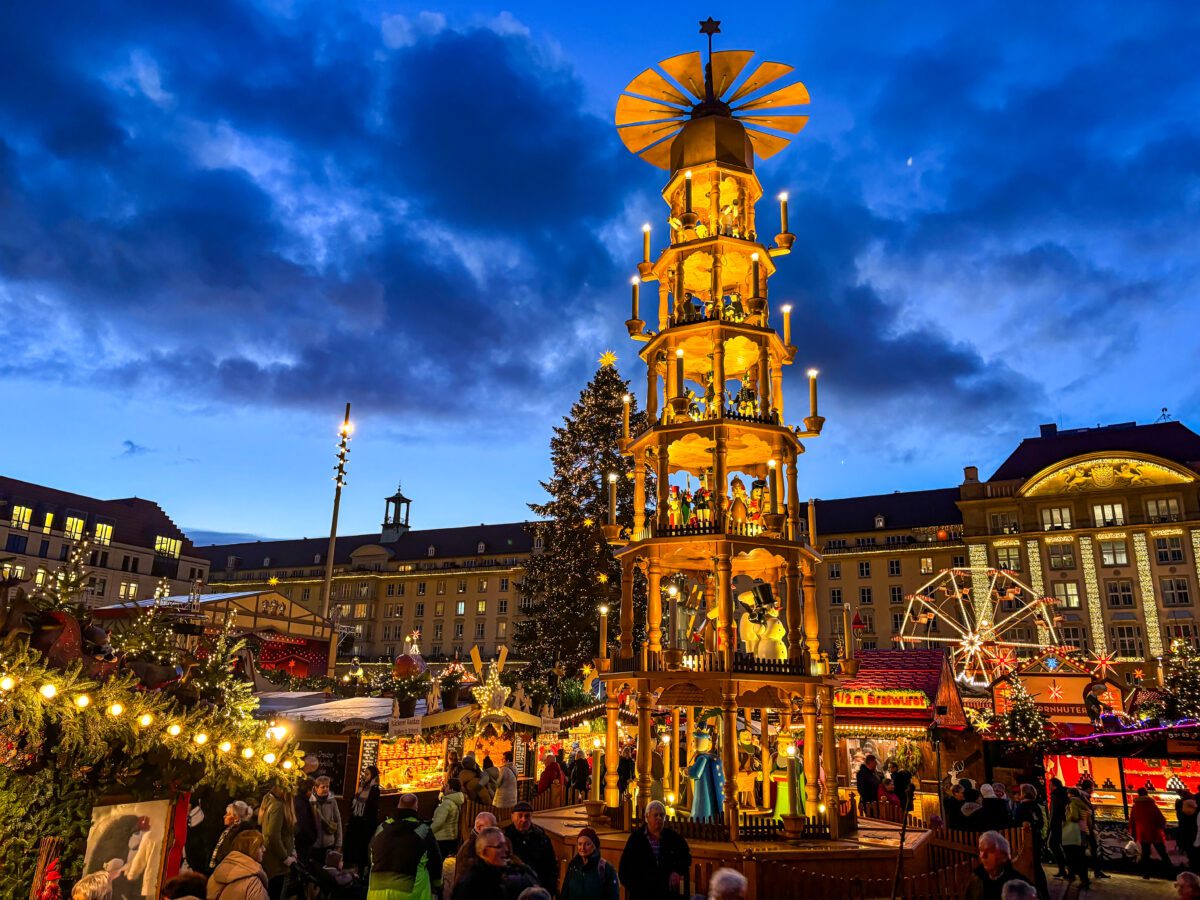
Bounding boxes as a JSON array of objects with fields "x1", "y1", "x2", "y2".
[
  {"x1": 109, "y1": 578, "x2": 181, "y2": 665},
  {"x1": 31, "y1": 538, "x2": 93, "y2": 619},
  {"x1": 1162, "y1": 639, "x2": 1200, "y2": 722},
  {"x1": 193, "y1": 627, "x2": 256, "y2": 720},
  {"x1": 513, "y1": 360, "x2": 651, "y2": 700},
  {"x1": 999, "y1": 676, "x2": 1053, "y2": 745}
]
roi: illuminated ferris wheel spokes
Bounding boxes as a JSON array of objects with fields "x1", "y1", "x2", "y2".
[{"x1": 897, "y1": 567, "x2": 1060, "y2": 684}]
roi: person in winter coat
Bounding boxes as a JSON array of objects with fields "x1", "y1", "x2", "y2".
[
  {"x1": 446, "y1": 751, "x2": 463, "y2": 783},
  {"x1": 346, "y1": 766, "x2": 382, "y2": 872},
  {"x1": 879, "y1": 779, "x2": 901, "y2": 806},
  {"x1": 293, "y1": 780, "x2": 318, "y2": 866},
  {"x1": 618, "y1": 801, "x2": 691, "y2": 900},
  {"x1": 560, "y1": 829, "x2": 618, "y2": 900},
  {"x1": 1046, "y1": 778, "x2": 1068, "y2": 878},
  {"x1": 432, "y1": 778, "x2": 466, "y2": 859},
  {"x1": 451, "y1": 827, "x2": 540, "y2": 900},
  {"x1": 459, "y1": 755, "x2": 494, "y2": 805},
  {"x1": 964, "y1": 831, "x2": 1023, "y2": 900},
  {"x1": 1078, "y1": 779, "x2": 1109, "y2": 880},
  {"x1": 210, "y1": 802, "x2": 256, "y2": 871},
  {"x1": 855, "y1": 755, "x2": 881, "y2": 807},
  {"x1": 960, "y1": 788, "x2": 987, "y2": 833},
  {"x1": 503, "y1": 802, "x2": 559, "y2": 897},
  {"x1": 616, "y1": 748, "x2": 635, "y2": 798},
  {"x1": 537, "y1": 754, "x2": 565, "y2": 796},
  {"x1": 1012, "y1": 784, "x2": 1048, "y2": 900},
  {"x1": 945, "y1": 783, "x2": 966, "y2": 831},
  {"x1": 1130, "y1": 787, "x2": 1170, "y2": 879},
  {"x1": 208, "y1": 831, "x2": 269, "y2": 900},
  {"x1": 494, "y1": 751, "x2": 519, "y2": 808},
  {"x1": 979, "y1": 784, "x2": 1012, "y2": 831},
  {"x1": 1061, "y1": 789, "x2": 1091, "y2": 890},
  {"x1": 311, "y1": 776, "x2": 344, "y2": 862},
  {"x1": 258, "y1": 785, "x2": 296, "y2": 898},
  {"x1": 448, "y1": 812, "x2": 496, "y2": 897},
  {"x1": 1178, "y1": 798, "x2": 1199, "y2": 872},
  {"x1": 368, "y1": 794, "x2": 443, "y2": 900},
  {"x1": 568, "y1": 752, "x2": 591, "y2": 803}
]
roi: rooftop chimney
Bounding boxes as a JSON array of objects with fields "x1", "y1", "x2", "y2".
[
  {"x1": 1039, "y1": 423, "x2": 1058, "y2": 438},
  {"x1": 963, "y1": 465, "x2": 979, "y2": 483}
]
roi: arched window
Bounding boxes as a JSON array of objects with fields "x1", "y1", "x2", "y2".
[
  {"x1": 477, "y1": 541, "x2": 486, "y2": 554},
  {"x1": 427, "y1": 545, "x2": 436, "y2": 557},
  {"x1": 533, "y1": 535, "x2": 545, "y2": 551}
]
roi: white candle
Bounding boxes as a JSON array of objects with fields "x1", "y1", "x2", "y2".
[
  {"x1": 622, "y1": 394, "x2": 631, "y2": 439},
  {"x1": 599, "y1": 605, "x2": 609, "y2": 659},
  {"x1": 786, "y1": 743, "x2": 799, "y2": 815},
  {"x1": 684, "y1": 171, "x2": 693, "y2": 213},
  {"x1": 752, "y1": 252, "x2": 761, "y2": 297},
  {"x1": 642, "y1": 223, "x2": 651, "y2": 263},
  {"x1": 631, "y1": 277, "x2": 640, "y2": 321},
  {"x1": 781, "y1": 304, "x2": 793, "y2": 346},
  {"x1": 608, "y1": 472, "x2": 618, "y2": 525},
  {"x1": 675, "y1": 349, "x2": 685, "y2": 397},
  {"x1": 778, "y1": 192, "x2": 790, "y2": 234},
  {"x1": 807, "y1": 369, "x2": 819, "y2": 418},
  {"x1": 768, "y1": 460, "x2": 779, "y2": 514}
]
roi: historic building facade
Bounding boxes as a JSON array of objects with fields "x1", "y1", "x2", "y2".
[
  {"x1": 808, "y1": 421, "x2": 1200, "y2": 682},
  {"x1": 199, "y1": 487, "x2": 535, "y2": 661},
  {"x1": 0, "y1": 476, "x2": 208, "y2": 604}
]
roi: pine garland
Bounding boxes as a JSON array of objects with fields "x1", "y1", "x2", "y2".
[{"x1": 512, "y1": 364, "x2": 652, "y2": 700}]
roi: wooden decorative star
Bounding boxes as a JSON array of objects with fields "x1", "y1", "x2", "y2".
[
  {"x1": 1091, "y1": 650, "x2": 1117, "y2": 679},
  {"x1": 598, "y1": 350, "x2": 618, "y2": 367}
]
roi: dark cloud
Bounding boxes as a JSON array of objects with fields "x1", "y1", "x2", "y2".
[{"x1": 118, "y1": 440, "x2": 151, "y2": 458}]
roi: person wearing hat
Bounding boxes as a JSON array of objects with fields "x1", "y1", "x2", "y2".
[
  {"x1": 560, "y1": 828, "x2": 618, "y2": 900},
  {"x1": 687, "y1": 727, "x2": 724, "y2": 820},
  {"x1": 504, "y1": 801, "x2": 559, "y2": 897}
]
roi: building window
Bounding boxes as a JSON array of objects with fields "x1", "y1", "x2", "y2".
[
  {"x1": 952, "y1": 555, "x2": 966, "y2": 568},
  {"x1": 456, "y1": 579, "x2": 466, "y2": 594},
  {"x1": 454, "y1": 622, "x2": 464, "y2": 639},
  {"x1": 889, "y1": 585, "x2": 904, "y2": 604},
  {"x1": 859, "y1": 587, "x2": 873, "y2": 605},
  {"x1": 476, "y1": 600, "x2": 487, "y2": 614},
  {"x1": 1163, "y1": 578, "x2": 1192, "y2": 606},
  {"x1": 891, "y1": 612, "x2": 905, "y2": 633},
  {"x1": 887, "y1": 559, "x2": 901, "y2": 577},
  {"x1": 857, "y1": 537, "x2": 877, "y2": 548},
  {"x1": 455, "y1": 600, "x2": 466, "y2": 616},
  {"x1": 1105, "y1": 580, "x2": 1135, "y2": 608},
  {"x1": 1091, "y1": 503, "x2": 1125, "y2": 527},
  {"x1": 436, "y1": 580, "x2": 446, "y2": 595},
  {"x1": 5, "y1": 534, "x2": 28, "y2": 554},
  {"x1": 63, "y1": 515, "x2": 84, "y2": 541},
  {"x1": 990, "y1": 512, "x2": 1019, "y2": 535},
  {"x1": 498, "y1": 599, "x2": 508, "y2": 614},
  {"x1": 119, "y1": 581, "x2": 137, "y2": 601},
  {"x1": 920, "y1": 558, "x2": 933, "y2": 575},
  {"x1": 497, "y1": 621, "x2": 508, "y2": 639},
  {"x1": 1110, "y1": 624, "x2": 1144, "y2": 658},
  {"x1": 475, "y1": 622, "x2": 485, "y2": 639},
  {"x1": 995, "y1": 546, "x2": 1021, "y2": 571},
  {"x1": 415, "y1": 601, "x2": 425, "y2": 617},
  {"x1": 417, "y1": 582, "x2": 427, "y2": 596},
  {"x1": 301, "y1": 588, "x2": 311, "y2": 602},
  {"x1": 859, "y1": 611, "x2": 875, "y2": 633},
  {"x1": 1, "y1": 562, "x2": 25, "y2": 580},
  {"x1": 857, "y1": 561, "x2": 871, "y2": 578},
  {"x1": 1048, "y1": 544, "x2": 1076, "y2": 570},
  {"x1": 434, "y1": 601, "x2": 445, "y2": 617},
  {"x1": 477, "y1": 541, "x2": 486, "y2": 554},
  {"x1": 1167, "y1": 622, "x2": 1200, "y2": 650},
  {"x1": 41, "y1": 512, "x2": 54, "y2": 534},
  {"x1": 1147, "y1": 498, "x2": 1181, "y2": 523},
  {"x1": 427, "y1": 545, "x2": 436, "y2": 557},
  {"x1": 433, "y1": 622, "x2": 443, "y2": 639},
  {"x1": 154, "y1": 535, "x2": 181, "y2": 558},
  {"x1": 830, "y1": 588, "x2": 842, "y2": 606},
  {"x1": 1041, "y1": 507, "x2": 1072, "y2": 531},
  {"x1": 478, "y1": 578, "x2": 488, "y2": 592},
  {"x1": 828, "y1": 562, "x2": 841, "y2": 579},
  {"x1": 92, "y1": 522, "x2": 113, "y2": 546},
  {"x1": 1099, "y1": 541, "x2": 1128, "y2": 566},
  {"x1": 533, "y1": 536, "x2": 544, "y2": 552},
  {"x1": 87, "y1": 576, "x2": 107, "y2": 599},
  {"x1": 9, "y1": 505, "x2": 32, "y2": 529},
  {"x1": 397, "y1": 583, "x2": 406, "y2": 596},
  {"x1": 385, "y1": 584, "x2": 394, "y2": 596},
  {"x1": 1156, "y1": 537, "x2": 1185, "y2": 564},
  {"x1": 1051, "y1": 582, "x2": 1081, "y2": 608},
  {"x1": 499, "y1": 578, "x2": 509, "y2": 592},
  {"x1": 1059, "y1": 625, "x2": 1089, "y2": 653},
  {"x1": 885, "y1": 535, "x2": 908, "y2": 546}
]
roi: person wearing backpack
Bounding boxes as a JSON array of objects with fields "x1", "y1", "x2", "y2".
[
  {"x1": 560, "y1": 828, "x2": 618, "y2": 900},
  {"x1": 368, "y1": 793, "x2": 443, "y2": 900}
]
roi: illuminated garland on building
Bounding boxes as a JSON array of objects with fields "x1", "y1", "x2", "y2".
[
  {"x1": 1191, "y1": 529, "x2": 1200, "y2": 598},
  {"x1": 968, "y1": 544, "x2": 991, "y2": 623},
  {"x1": 1132, "y1": 533, "x2": 1164, "y2": 658},
  {"x1": 1025, "y1": 539, "x2": 1052, "y2": 645},
  {"x1": 1077, "y1": 537, "x2": 1108, "y2": 656}
]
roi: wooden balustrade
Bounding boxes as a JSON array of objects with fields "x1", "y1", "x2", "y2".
[
  {"x1": 758, "y1": 858, "x2": 975, "y2": 900},
  {"x1": 458, "y1": 782, "x2": 571, "y2": 841},
  {"x1": 859, "y1": 800, "x2": 927, "y2": 829}
]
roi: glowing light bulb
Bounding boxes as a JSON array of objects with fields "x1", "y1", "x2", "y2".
[
  {"x1": 108, "y1": 702, "x2": 124, "y2": 717},
  {"x1": 0, "y1": 676, "x2": 13, "y2": 691},
  {"x1": 807, "y1": 369, "x2": 819, "y2": 378},
  {"x1": 819, "y1": 803, "x2": 827, "y2": 814},
  {"x1": 167, "y1": 724, "x2": 182, "y2": 737},
  {"x1": 138, "y1": 713, "x2": 153, "y2": 727},
  {"x1": 263, "y1": 752, "x2": 277, "y2": 764},
  {"x1": 74, "y1": 694, "x2": 90, "y2": 708},
  {"x1": 194, "y1": 733, "x2": 208, "y2": 745},
  {"x1": 242, "y1": 747, "x2": 255, "y2": 759},
  {"x1": 219, "y1": 741, "x2": 232, "y2": 753},
  {"x1": 39, "y1": 684, "x2": 57, "y2": 700},
  {"x1": 282, "y1": 759, "x2": 295, "y2": 771}
]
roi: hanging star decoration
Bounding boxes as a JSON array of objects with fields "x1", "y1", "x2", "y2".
[
  {"x1": 596, "y1": 573, "x2": 609, "y2": 584},
  {"x1": 966, "y1": 707, "x2": 993, "y2": 733},
  {"x1": 583, "y1": 517, "x2": 595, "y2": 527},
  {"x1": 1048, "y1": 680, "x2": 1064, "y2": 702},
  {"x1": 598, "y1": 350, "x2": 618, "y2": 367},
  {"x1": 1044, "y1": 655, "x2": 1060, "y2": 672},
  {"x1": 1134, "y1": 667, "x2": 1145, "y2": 682},
  {"x1": 1090, "y1": 650, "x2": 1117, "y2": 679},
  {"x1": 268, "y1": 576, "x2": 279, "y2": 587},
  {"x1": 988, "y1": 646, "x2": 1018, "y2": 675},
  {"x1": 472, "y1": 662, "x2": 511, "y2": 724}
]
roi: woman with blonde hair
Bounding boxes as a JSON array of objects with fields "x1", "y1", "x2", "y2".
[{"x1": 70, "y1": 872, "x2": 111, "y2": 900}]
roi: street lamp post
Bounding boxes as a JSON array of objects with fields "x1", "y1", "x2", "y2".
[{"x1": 322, "y1": 403, "x2": 353, "y2": 679}]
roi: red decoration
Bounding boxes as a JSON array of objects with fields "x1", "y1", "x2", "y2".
[
  {"x1": 936, "y1": 529, "x2": 949, "y2": 541},
  {"x1": 393, "y1": 652, "x2": 427, "y2": 678}
]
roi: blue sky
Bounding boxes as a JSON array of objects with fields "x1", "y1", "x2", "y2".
[{"x1": 1, "y1": 2, "x2": 1197, "y2": 543}]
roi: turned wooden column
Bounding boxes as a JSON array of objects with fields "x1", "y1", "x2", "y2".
[
  {"x1": 713, "y1": 336, "x2": 726, "y2": 418},
  {"x1": 656, "y1": 439, "x2": 670, "y2": 532},
  {"x1": 646, "y1": 356, "x2": 658, "y2": 424},
  {"x1": 786, "y1": 448, "x2": 800, "y2": 540},
  {"x1": 714, "y1": 435, "x2": 728, "y2": 526},
  {"x1": 757, "y1": 341, "x2": 771, "y2": 416},
  {"x1": 605, "y1": 694, "x2": 621, "y2": 807},
  {"x1": 785, "y1": 559, "x2": 803, "y2": 663},
  {"x1": 620, "y1": 559, "x2": 635, "y2": 659},
  {"x1": 803, "y1": 559, "x2": 821, "y2": 666},
  {"x1": 771, "y1": 360, "x2": 784, "y2": 420},
  {"x1": 671, "y1": 707, "x2": 681, "y2": 801},
  {"x1": 658, "y1": 279, "x2": 670, "y2": 332},
  {"x1": 802, "y1": 684, "x2": 819, "y2": 818},
  {"x1": 821, "y1": 684, "x2": 840, "y2": 839},
  {"x1": 716, "y1": 553, "x2": 734, "y2": 669},
  {"x1": 633, "y1": 450, "x2": 646, "y2": 540},
  {"x1": 722, "y1": 691, "x2": 740, "y2": 837},
  {"x1": 759, "y1": 708, "x2": 772, "y2": 810},
  {"x1": 636, "y1": 689, "x2": 653, "y2": 817},
  {"x1": 647, "y1": 559, "x2": 663, "y2": 654}
]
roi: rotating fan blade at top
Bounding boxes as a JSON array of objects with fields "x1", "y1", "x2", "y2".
[
  {"x1": 624, "y1": 67, "x2": 694, "y2": 107},
  {"x1": 659, "y1": 51, "x2": 706, "y2": 101},
  {"x1": 616, "y1": 94, "x2": 688, "y2": 127},
  {"x1": 709, "y1": 49, "x2": 754, "y2": 97}
]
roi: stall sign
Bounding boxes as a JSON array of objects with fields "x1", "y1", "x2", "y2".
[
  {"x1": 540, "y1": 717, "x2": 562, "y2": 733},
  {"x1": 388, "y1": 715, "x2": 422, "y2": 738},
  {"x1": 300, "y1": 738, "x2": 349, "y2": 795},
  {"x1": 834, "y1": 689, "x2": 927, "y2": 710}
]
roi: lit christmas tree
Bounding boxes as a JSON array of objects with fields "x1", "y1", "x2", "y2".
[
  {"x1": 999, "y1": 676, "x2": 1054, "y2": 745},
  {"x1": 513, "y1": 359, "x2": 651, "y2": 700},
  {"x1": 31, "y1": 538, "x2": 93, "y2": 618},
  {"x1": 1162, "y1": 639, "x2": 1200, "y2": 722},
  {"x1": 110, "y1": 578, "x2": 180, "y2": 665}
]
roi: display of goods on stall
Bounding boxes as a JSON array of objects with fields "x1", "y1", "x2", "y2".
[
  {"x1": 371, "y1": 736, "x2": 447, "y2": 793},
  {"x1": 467, "y1": 732, "x2": 513, "y2": 766}
]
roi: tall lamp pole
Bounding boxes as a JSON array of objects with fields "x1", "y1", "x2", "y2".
[{"x1": 322, "y1": 403, "x2": 353, "y2": 679}]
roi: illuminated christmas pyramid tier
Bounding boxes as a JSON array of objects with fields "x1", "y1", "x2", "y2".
[{"x1": 597, "y1": 21, "x2": 845, "y2": 843}]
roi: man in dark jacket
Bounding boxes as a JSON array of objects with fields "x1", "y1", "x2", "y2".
[
  {"x1": 618, "y1": 801, "x2": 691, "y2": 900},
  {"x1": 1078, "y1": 779, "x2": 1110, "y2": 879},
  {"x1": 855, "y1": 754, "x2": 881, "y2": 807},
  {"x1": 1046, "y1": 778, "x2": 1067, "y2": 878},
  {"x1": 965, "y1": 831, "x2": 1024, "y2": 900},
  {"x1": 294, "y1": 779, "x2": 318, "y2": 865},
  {"x1": 504, "y1": 802, "x2": 559, "y2": 896},
  {"x1": 886, "y1": 762, "x2": 913, "y2": 810},
  {"x1": 452, "y1": 826, "x2": 540, "y2": 900},
  {"x1": 369, "y1": 793, "x2": 443, "y2": 899},
  {"x1": 1012, "y1": 784, "x2": 1049, "y2": 899}
]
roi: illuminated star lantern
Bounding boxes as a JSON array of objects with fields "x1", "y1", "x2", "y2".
[
  {"x1": 1044, "y1": 656, "x2": 1060, "y2": 672},
  {"x1": 596, "y1": 573, "x2": 609, "y2": 584},
  {"x1": 584, "y1": 517, "x2": 595, "y2": 527},
  {"x1": 472, "y1": 663, "x2": 511, "y2": 717},
  {"x1": 988, "y1": 646, "x2": 1018, "y2": 675},
  {"x1": 1048, "y1": 680, "x2": 1064, "y2": 702},
  {"x1": 1090, "y1": 650, "x2": 1117, "y2": 679},
  {"x1": 598, "y1": 350, "x2": 619, "y2": 368},
  {"x1": 268, "y1": 576, "x2": 279, "y2": 587}
]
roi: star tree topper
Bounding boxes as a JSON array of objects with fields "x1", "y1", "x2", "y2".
[{"x1": 598, "y1": 350, "x2": 618, "y2": 368}]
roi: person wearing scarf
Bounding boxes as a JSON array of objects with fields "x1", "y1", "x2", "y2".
[
  {"x1": 210, "y1": 801, "x2": 256, "y2": 871},
  {"x1": 346, "y1": 766, "x2": 381, "y2": 872}
]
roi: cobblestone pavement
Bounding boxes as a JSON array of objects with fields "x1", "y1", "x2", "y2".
[{"x1": 1047, "y1": 870, "x2": 1180, "y2": 899}]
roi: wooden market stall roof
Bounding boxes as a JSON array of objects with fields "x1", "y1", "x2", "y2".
[
  {"x1": 835, "y1": 649, "x2": 967, "y2": 730},
  {"x1": 421, "y1": 702, "x2": 543, "y2": 730}
]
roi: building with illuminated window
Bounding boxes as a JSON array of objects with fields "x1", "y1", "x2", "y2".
[
  {"x1": 199, "y1": 486, "x2": 535, "y2": 661},
  {"x1": 807, "y1": 421, "x2": 1200, "y2": 683},
  {"x1": 0, "y1": 476, "x2": 208, "y2": 603}
]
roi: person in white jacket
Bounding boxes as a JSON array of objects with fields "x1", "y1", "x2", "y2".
[{"x1": 494, "y1": 751, "x2": 519, "y2": 808}]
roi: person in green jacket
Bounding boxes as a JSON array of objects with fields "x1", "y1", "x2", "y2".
[
  {"x1": 259, "y1": 785, "x2": 297, "y2": 898},
  {"x1": 432, "y1": 778, "x2": 465, "y2": 858},
  {"x1": 369, "y1": 793, "x2": 443, "y2": 900},
  {"x1": 560, "y1": 828, "x2": 618, "y2": 900}
]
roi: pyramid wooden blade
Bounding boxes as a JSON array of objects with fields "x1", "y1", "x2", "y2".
[
  {"x1": 616, "y1": 93, "x2": 688, "y2": 127},
  {"x1": 745, "y1": 127, "x2": 792, "y2": 160},
  {"x1": 738, "y1": 113, "x2": 810, "y2": 135},
  {"x1": 735, "y1": 81, "x2": 811, "y2": 112},
  {"x1": 659, "y1": 51, "x2": 705, "y2": 101},
  {"x1": 619, "y1": 120, "x2": 684, "y2": 154},
  {"x1": 638, "y1": 136, "x2": 676, "y2": 170},
  {"x1": 727, "y1": 61, "x2": 795, "y2": 104},
  {"x1": 624, "y1": 67, "x2": 693, "y2": 107},
  {"x1": 710, "y1": 50, "x2": 754, "y2": 98}
]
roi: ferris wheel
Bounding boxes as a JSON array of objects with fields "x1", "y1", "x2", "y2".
[{"x1": 896, "y1": 567, "x2": 1060, "y2": 685}]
